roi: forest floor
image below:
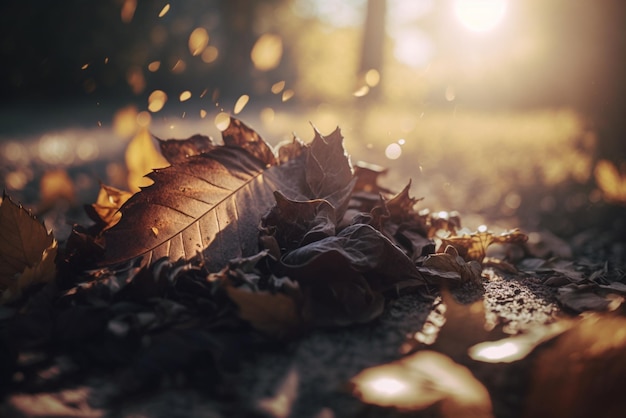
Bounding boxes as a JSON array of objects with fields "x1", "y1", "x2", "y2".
[{"x1": 1, "y1": 103, "x2": 625, "y2": 417}]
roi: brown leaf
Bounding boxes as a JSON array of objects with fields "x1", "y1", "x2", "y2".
[
  {"x1": 222, "y1": 117, "x2": 277, "y2": 166},
  {"x1": 158, "y1": 134, "x2": 215, "y2": 165},
  {"x1": 0, "y1": 194, "x2": 57, "y2": 302},
  {"x1": 103, "y1": 119, "x2": 353, "y2": 271},
  {"x1": 276, "y1": 135, "x2": 306, "y2": 164},
  {"x1": 353, "y1": 161, "x2": 392, "y2": 194},
  {"x1": 306, "y1": 126, "x2": 353, "y2": 200},
  {"x1": 351, "y1": 350, "x2": 493, "y2": 417},
  {"x1": 420, "y1": 245, "x2": 483, "y2": 286}
]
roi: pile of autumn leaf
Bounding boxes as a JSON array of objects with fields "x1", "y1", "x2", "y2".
[{"x1": 1, "y1": 117, "x2": 626, "y2": 417}]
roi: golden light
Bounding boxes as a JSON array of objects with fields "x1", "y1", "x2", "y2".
[
  {"x1": 353, "y1": 86, "x2": 369, "y2": 97},
  {"x1": 367, "y1": 377, "x2": 408, "y2": 396},
  {"x1": 453, "y1": 0, "x2": 507, "y2": 32},
  {"x1": 234, "y1": 94, "x2": 250, "y2": 114},
  {"x1": 200, "y1": 109, "x2": 207, "y2": 118},
  {"x1": 251, "y1": 34, "x2": 283, "y2": 71},
  {"x1": 171, "y1": 59, "x2": 186, "y2": 74},
  {"x1": 148, "y1": 90, "x2": 167, "y2": 113},
  {"x1": 120, "y1": 0, "x2": 137, "y2": 23},
  {"x1": 470, "y1": 341, "x2": 519, "y2": 362},
  {"x1": 188, "y1": 27, "x2": 209, "y2": 56}
]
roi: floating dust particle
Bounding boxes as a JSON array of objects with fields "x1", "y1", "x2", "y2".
[
  {"x1": 151, "y1": 227, "x2": 159, "y2": 237},
  {"x1": 171, "y1": 59, "x2": 186, "y2": 74},
  {"x1": 353, "y1": 86, "x2": 369, "y2": 97},
  {"x1": 158, "y1": 4, "x2": 170, "y2": 18},
  {"x1": 234, "y1": 95, "x2": 249, "y2": 115},
  {"x1": 148, "y1": 61, "x2": 161, "y2": 72},
  {"x1": 215, "y1": 112, "x2": 230, "y2": 131},
  {"x1": 271, "y1": 81, "x2": 285, "y2": 94},
  {"x1": 179, "y1": 90, "x2": 192, "y2": 102},
  {"x1": 200, "y1": 109, "x2": 207, "y2": 118},
  {"x1": 282, "y1": 89, "x2": 294, "y2": 102},
  {"x1": 385, "y1": 143, "x2": 402, "y2": 160},
  {"x1": 365, "y1": 69, "x2": 380, "y2": 87},
  {"x1": 148, "y1": 90, "x2": 167, "y2": 113},
  {"x1": 201, "y1": 46, "x2": 219, "y2": 63},
  {"x1": 121, "y1": 0, "x2": 136, "y2": 23},
  {"x1": 188, "y1": 27, "x2": 209, "y2": 56},
  {"x1": 81, "y1": 63, "x2": 89, "y2": 70}
]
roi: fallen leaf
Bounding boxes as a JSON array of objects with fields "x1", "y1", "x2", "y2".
[
  {"x1": 419, "y1": 245, "x2": 483, "y2": 286},
  {"x1": 104, "y1": 119, "x2": 354, "y2": 272},
  {"x1": 158, "y1": 134, "x2": 215, "y2": 165},
  {"x1": 0, "y1": 193, "x2": 57, "y2": 302},
  {"x1": 351, "y1": 350, "x2": 493, "y2": 417}
]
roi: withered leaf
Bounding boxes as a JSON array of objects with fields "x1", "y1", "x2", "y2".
[
  {"x1": 419, "y1": 245, "x2": 483, "y2": 286},
  {"x1": 276, "y1": 135, "x2": 306, "y2": 165},
  {"x1": 158, "y1": 134, "x2": 215, "y2": 165},
  {"x1": 222, "y1": 117, "x2": 277, "y2": 167},
  {"x1": 281, "y1": 224, "x2": 426, "y2": 293},
  {"x1": 261, "y1": 192, "x2": 336, "y2": 252},
  {"x1": 0, "y1": 194, "x2": 57, "y2": 302},
  {"x1": 103, "y1": 119, "x2": 354, "y2": 272}
]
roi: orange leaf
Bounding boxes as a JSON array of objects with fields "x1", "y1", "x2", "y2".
[{"x1": 125, "y1": 127, "x2": 169, "y2": 192}]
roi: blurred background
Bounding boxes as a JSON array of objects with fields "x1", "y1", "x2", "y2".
[{"x1": 0, "y1": 0, "x2": 625, "y2": 250}]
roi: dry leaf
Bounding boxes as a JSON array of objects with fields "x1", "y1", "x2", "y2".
[
  {"x1": 419, "y1": 245, "x2": 483, "y2": 286},
  {"x1": 125, "y1": 127, "x2": 169, "y2": 192},
  {"x1": 104, "y1": 118, "x2": 354, "y2": 272},
  {"x1": 351, "y1": 350, "x2": 493, "y2": 417},
  {"x1": 0, "y1": 193, "x2": 57, "y2": 302},
  {"x1": 158, "y1": 134, "x2": 215, "y2": 165}
]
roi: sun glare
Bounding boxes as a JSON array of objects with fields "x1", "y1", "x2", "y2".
[{"x1": 454, "y1": 0, "x2": 507, "y2": 32}]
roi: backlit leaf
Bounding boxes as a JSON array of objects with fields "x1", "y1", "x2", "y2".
[
  {"x1": 86, "y1": 183, "x2": 133, "y2": 231},
  {"x1": 125, "y1": 127, "x2": 169, "y2": 192},
  {"x1": 157, "y1": 134, "x2": 215, "y2": 165},
  {"x1": 0, "y1": 193, "x2": 57, "y2": 302},
  {"x1": 103, "y1": 119, "x2": 353, "y2": 272}
]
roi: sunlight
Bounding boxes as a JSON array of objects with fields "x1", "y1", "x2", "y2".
[
  {"x1": 454, "y1": 0, "x2": 507, "y2": 32},
  {"x1": 471, "y1": 341, "x2": 519, "y2": 361},
  {"x1": 367, "y1": 377, "x2": 408, "y2": 396}
]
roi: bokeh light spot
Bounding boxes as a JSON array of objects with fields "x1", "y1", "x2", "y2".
[
  {"x1": 251, "y1": 34, "x2": 283, "y2": 71},
  {"x1": 179, "y1": 90, "x2": 192, "y2": 102},
  {"x1": 234, "y1": 94, "x2": 249, "y2": 115},
  {"x1": 385, "y1": 143, "x2": 402, "y2": 160},
  {"x1": 148, "y1": 90, "x2": 168, "y2": 113},
  {"x1": 188, "y1": 27, "x2": 209, "y2": 56},
  {"x1": 215, "y1": 112, "x2": 231, "y2": 131}
]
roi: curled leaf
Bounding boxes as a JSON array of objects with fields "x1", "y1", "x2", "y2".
[
  {"x1": 419, "y1": 245, "x2": 482, "y2": 286},
  {"x1": 158, "y1": 134, "x2": 215, "y2": 165}
]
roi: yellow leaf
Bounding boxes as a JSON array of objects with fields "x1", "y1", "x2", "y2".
[
  {"x1": 90, "y1": 183, "x2": 133, "y2": 230},
  {"x1": 0, "y1": 194, "x2": 57, "y2": 302},
  {"x1": 125, "y1": 127, "x2": 169, "y2": 192}
]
